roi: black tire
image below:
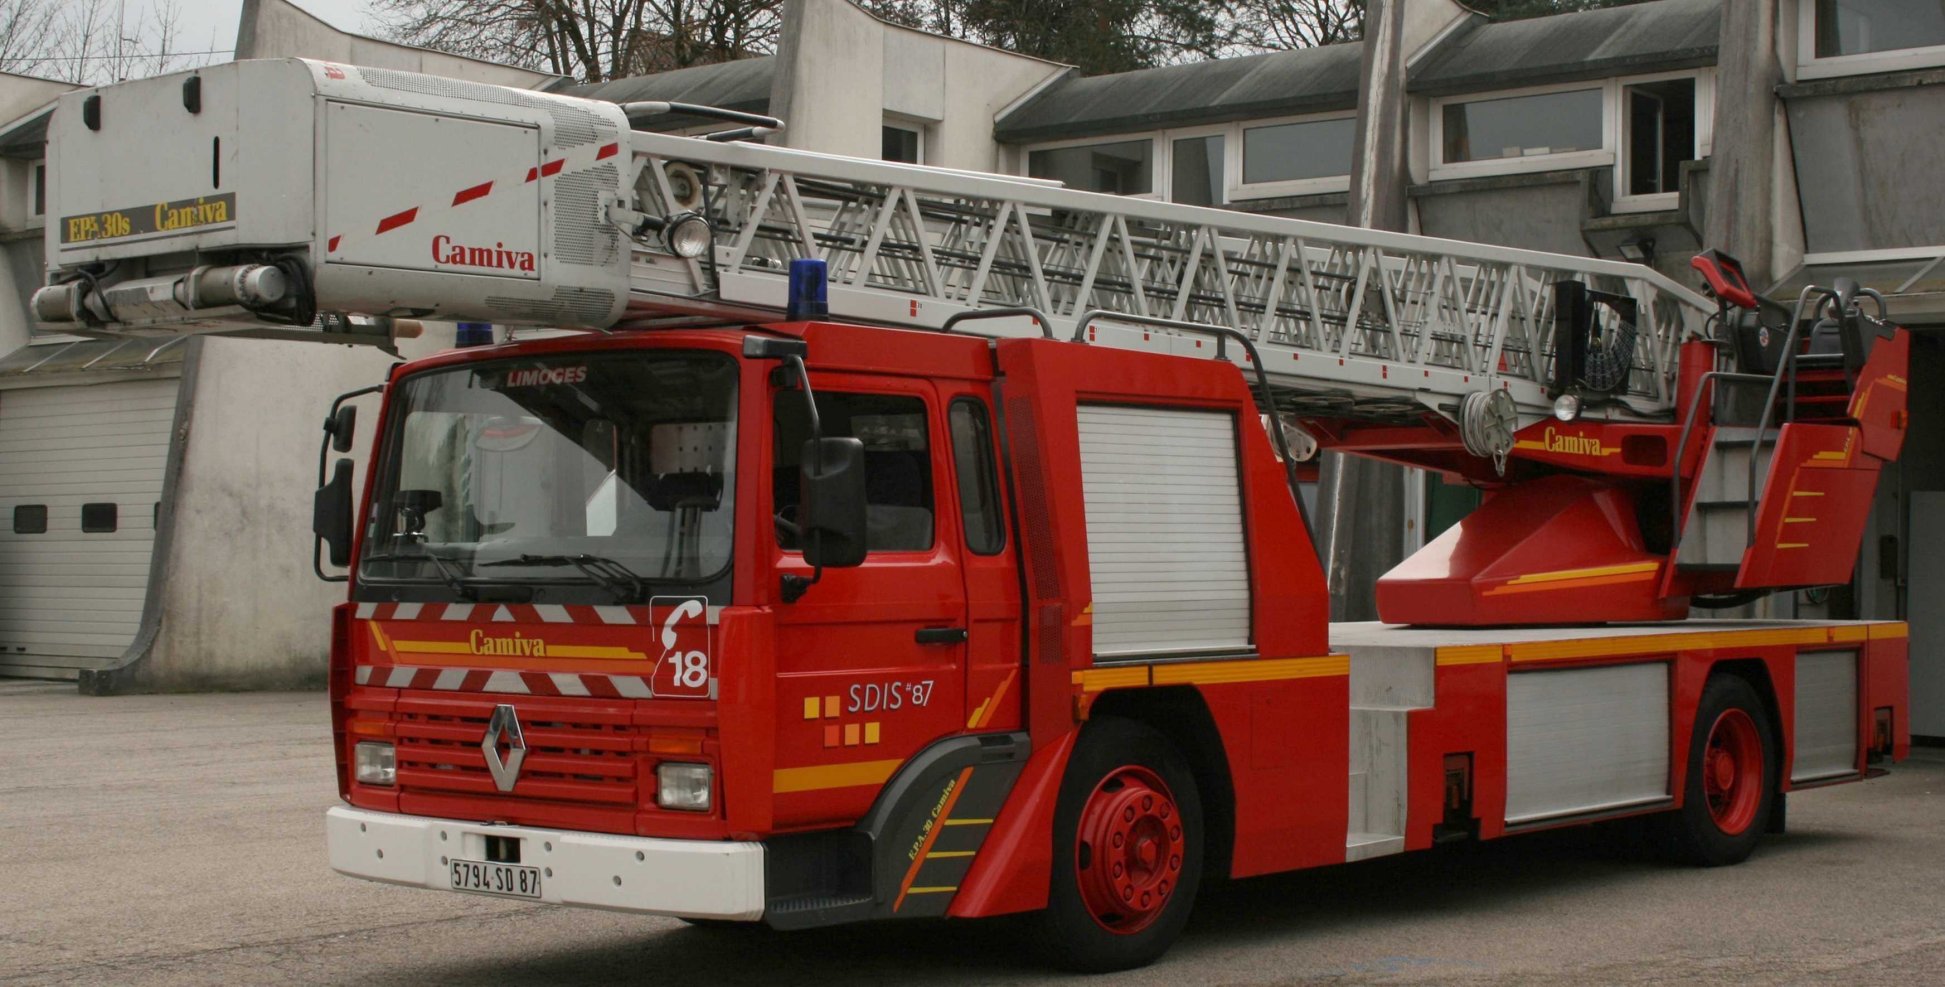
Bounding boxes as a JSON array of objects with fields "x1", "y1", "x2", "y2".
[
  {"x1": 1658, "y1": 674, "x2": 1777, "y2": 866},
  {"x1": 1031, "y1": 717, "x2": 1204, "y2": 973}
]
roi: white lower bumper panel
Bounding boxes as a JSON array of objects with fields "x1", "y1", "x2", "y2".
[{"x1": 325, "y1": 806, "x2": 765, "y2": 920}]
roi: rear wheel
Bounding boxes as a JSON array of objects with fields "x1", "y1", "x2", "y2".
[
  {"x1": 1033, "y1": 718, "x2": 1203, "y2": 972},
  {"x1": 1660, "y1": 674, "x2": 1776, "y2": 866}
]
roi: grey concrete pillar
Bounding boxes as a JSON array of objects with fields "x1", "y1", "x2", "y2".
[
  {"x1": 1703, "y1": 1, "x2": 1785, "y2": 285},
  {"x1": 1318, "y1": 0, "x2": 1412, "y2": 621}
]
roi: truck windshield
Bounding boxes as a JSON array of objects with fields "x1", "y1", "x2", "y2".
[{"x1": 359, "y1": 351, "x2": 737, "y2": 602}]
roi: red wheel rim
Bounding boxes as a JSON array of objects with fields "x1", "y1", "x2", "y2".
[
  {"x1": 1073, "y1": 765, "x2": 1185, "y2": 935},
  {"x1": 1703, "y1": 708, "x2": 1763, "y2": 835}
]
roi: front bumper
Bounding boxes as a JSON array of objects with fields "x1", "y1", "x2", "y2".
[{"x1": 325, "y1": 806, "x2": 765, "y2": 920}]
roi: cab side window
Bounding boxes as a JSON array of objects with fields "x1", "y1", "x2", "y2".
[
  {"x1": 775, "y1": 391, "x2": 934, "y2": 552},
  {"x1": 949, "y1": 399, "x2": 1005, "y2": 555}
]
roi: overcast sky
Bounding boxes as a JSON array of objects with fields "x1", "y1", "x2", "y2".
[{"x1": 156, "y1": 0, "x2": 378, "y2": 58}]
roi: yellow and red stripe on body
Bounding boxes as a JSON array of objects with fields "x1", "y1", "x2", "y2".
[
  {"x1": 1481, "y1": 561, "x2": 1660, "y2": 597},
  {"x1": 1071, "y1": 653, "x2": 1349, "y2": 693},
  {"x1": 1502, "y1": 621, "x2": 1901, "y2": 665}
]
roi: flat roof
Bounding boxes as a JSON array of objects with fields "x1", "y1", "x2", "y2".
[
  {"x1": 995, "y1": 43, "x2": 1361, "y2": 144},
  {"x1": 557, "y1": 55, "x2": 774, "y2": 124},
  {"x1": 1410, "y1": 0, "x2": 1719, "y2": 97}
]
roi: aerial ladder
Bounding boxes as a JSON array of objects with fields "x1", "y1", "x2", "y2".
[{"x1": 33, "y1": 58, "x2": 1908, "y2": 625}]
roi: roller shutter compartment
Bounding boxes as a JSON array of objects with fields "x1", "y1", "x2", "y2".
[{"x1": 1076, "y1": 405, "x2": 1250, "y2": 659}]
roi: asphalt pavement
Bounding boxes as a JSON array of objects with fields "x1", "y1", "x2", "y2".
[{"x1": 2, "y1": 680, "x2": 1942, "y2": 985}]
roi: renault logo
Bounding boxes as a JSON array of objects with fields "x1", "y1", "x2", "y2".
[{"x1": 482, "y1": 704, "x2": 527, "y2": 792}]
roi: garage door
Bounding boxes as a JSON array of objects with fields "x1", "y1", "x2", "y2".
[{"x1": 0, "y1": 379, "x2": 179, "y2": 678}]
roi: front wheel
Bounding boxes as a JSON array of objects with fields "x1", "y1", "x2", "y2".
[
  {"x1": 1659, "y1": 674, "x2": 1777, "y2": 866},
  {"x1": 1032, "y1": 717, "x2": 1203, "y2": 973}
]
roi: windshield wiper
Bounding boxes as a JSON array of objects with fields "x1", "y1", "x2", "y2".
[
  {"x1": 477, "y1": 554, "x2": 646, "y2": 603},
  {"x1": 361, "y1": 548, "x2": 477, "y2": 600}
]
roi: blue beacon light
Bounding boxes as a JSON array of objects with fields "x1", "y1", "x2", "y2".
[{"x1": 786, "y1": 258, "x2": 829, "y2": 321}]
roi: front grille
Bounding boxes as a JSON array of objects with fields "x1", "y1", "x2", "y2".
[{"x1": 393, "y1": 696, "x2": 639, "y2": 809}]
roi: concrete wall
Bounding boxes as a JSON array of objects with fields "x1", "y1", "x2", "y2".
[
  {"x1": 126, "y1": 336, "x2": 399, "y2": 690},
  {"x1": 0, "y1": 240, "x2": 41, "y2": 355},
  {"x1": 235, "y1": 0, "x2": 559, "y2": 88},
  {"x1": 0, "y1": 75, "x2": 77, "y2": 361},
  {"x1": 1411, "y1": 170, "x2": 1598, "y2": 257},
  {"x1": 0, "y1": 72, "x2": 73, "y2": 127},
  {"x1": 771, "y1": 0, "x2": 1066, "y2": 171}
]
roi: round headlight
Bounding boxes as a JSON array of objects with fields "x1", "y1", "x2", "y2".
[
  {"x1": 665, "y1": 213, "x2": 713, "y2": 259},
  {"x1": 1553, "y1": 393, "x2": 1582, "y2": 422}
]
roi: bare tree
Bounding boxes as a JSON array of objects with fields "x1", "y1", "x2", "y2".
[
  {"x1": 0, "y1": 0, "x2": 218, "y2": 85},
  {"x1": 1236, "y1": 0, "x2": 1365, "y2": 50},
  {"x1": 0, "y1": 0, "x2": 62, "y2": 78},
  {"x1": 372, "y1": 0, "x2": 783, "y2": 82}
]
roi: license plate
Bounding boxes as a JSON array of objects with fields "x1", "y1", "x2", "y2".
[{"x1": 448, "y1": 858, "x2": 543, "y2": 899}]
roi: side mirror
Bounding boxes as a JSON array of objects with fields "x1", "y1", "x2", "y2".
[
  {"x1": 799, "y1": 437, "x2": 867, "y2": 569},
  {"x1": 326, "y1": 404, "x2": 357, "y2": 454},
  {"x1": 313, "y1": 458, "x2": 355, "y2": 572}
]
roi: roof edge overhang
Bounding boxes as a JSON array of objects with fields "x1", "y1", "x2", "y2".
[
  {"x1": 996, "y1": 92, "x2": 1358, "y2": 144},
  {"x1": 1408, "y1": 47, "x2": 1718, "y2": 98}
]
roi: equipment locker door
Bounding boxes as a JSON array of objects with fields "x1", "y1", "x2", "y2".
[{"x1": 770, "y1": 375, "x2": 969, "y2": 827}]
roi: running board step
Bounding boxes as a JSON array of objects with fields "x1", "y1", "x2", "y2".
[
  {"x1": 1346, "y1": 832, "x2": 1406, "y2": 862},
  {"x1": 764, "y1": 893, "x2": 875, "y2": 929}
]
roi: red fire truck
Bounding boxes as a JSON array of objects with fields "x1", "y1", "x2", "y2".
[{"x1": 38, "y1": 61, "x2": 1910, "y2": 971}]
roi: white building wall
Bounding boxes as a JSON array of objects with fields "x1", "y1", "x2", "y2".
[
  {"x1": 0, "y1": 72, "x2": 73, "y2": 126},
  {"x1": 771, "y1": 0, "x2": 1066, "y2": 170},
  {"x1": 234, "y1": 0, "x2": 560, "y2": 88},
  {"x1": 128, "y1": 336, "x2": 397, "y2": 690},
  {"x1": 0, "y1": 74, "x2": 79, "y2": 357}
]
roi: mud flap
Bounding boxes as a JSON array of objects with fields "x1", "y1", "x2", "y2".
[{"x1": 764, "y1": 732, "x2": 1029, "y2": 929}]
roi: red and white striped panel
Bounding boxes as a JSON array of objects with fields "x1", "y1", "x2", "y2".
[
  {"x1": 324, "y1": 140, "x2": 622, "y2": 259},
  {"x1": 352, "y1": 663, "x2": 667, "y2": 698},
  {"x1": 351, "y1": 602, "x2": 722, "y2": 625}
]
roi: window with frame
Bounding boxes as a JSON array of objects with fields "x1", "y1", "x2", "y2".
[
  {"x1": 1028, "y1": 139, "x2": 1154, "y2": 195},
  {"x1": 1241, "y1": 117, "x2": 1355, "y2": 187},
  {"x1": 1622, "y1": 78, "x2": 1696, "y2": 198},
  {"x1": 948, "y1": 399, "x2": 1004, "y2": 555},
  {"x1": 1170, "y1": 135, "x2": 1225, "y2": 206},
  {"x1": 882, "y1": 124, "x2": 922, "y2": 164},
  {"x1": 81, "y1": 502, "x2": 117, "y2": 533},
  {"x1": 1815, "y1": 0, "x2": 1945, "y2": 58},
  {"x1": 13, "y1": 505, "x2": 46, "y2": 534},
  {"x1": 32, "y1": 163, "x2": 46, "y2": 218},
  {"x1": 774, "y1": 391, "x2": 934, "y2": 553},
  {"x1": 1440, "y1": 88, "x2": 1603, "y2": 165}
]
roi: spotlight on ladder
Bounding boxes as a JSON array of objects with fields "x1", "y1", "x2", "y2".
[{"x1": 633, "y1": 211, "x2": 712, "y2": 259}]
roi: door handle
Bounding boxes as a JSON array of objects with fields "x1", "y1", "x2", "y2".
[{"x1": 915, "y1": 626, "x2": 968, "y2": 645}]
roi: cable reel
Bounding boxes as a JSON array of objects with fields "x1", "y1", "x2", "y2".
[{"x1": 1460, "y1": 389, "x2": 1518, "y2": 475}]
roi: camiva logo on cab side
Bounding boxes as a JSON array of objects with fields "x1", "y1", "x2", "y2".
[
  {"x1": 470, "y1": 630, "x2": 547, "y2": 657},
  {"x1": 431, "y1": 234, "x2": 537, "y2": 273}
]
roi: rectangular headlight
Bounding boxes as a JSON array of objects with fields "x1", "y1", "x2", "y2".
[
  {"x1": 656, "y1": 762, "x2": 712, "y2": 812},
  {"x1": 354, "y1": 740, "x2": 396, "y2": 786}
]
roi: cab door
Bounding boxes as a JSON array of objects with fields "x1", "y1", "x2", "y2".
[
  {"x1": 769, "y1": 373, "x2": 969, "y2": 828},
  {"x1": 942, "y1": 389, "x2": 1023, "y2": 735}
]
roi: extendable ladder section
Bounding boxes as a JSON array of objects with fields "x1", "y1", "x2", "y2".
[{"x1": 620, "y1": 134, "x2": 1715, "y2": 425}]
